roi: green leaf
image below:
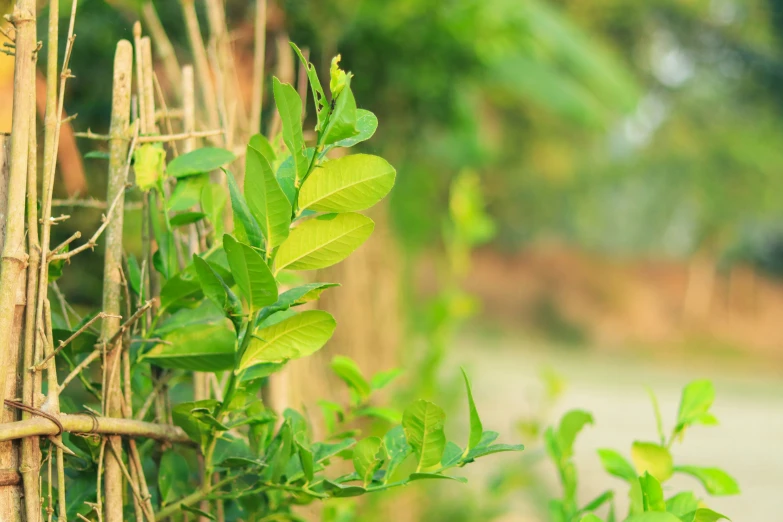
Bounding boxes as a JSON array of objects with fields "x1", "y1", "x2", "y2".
[
  {"x1": 331, "y1": 356, "x2": 371, "y2": 404},
  {"x1": 383, "y1": 425, "x2": 411, "y2": 482},
  {"x1": 291, "y1": 42, "x2": 329, "y2": 131},
  {"x1": 226, "y1": 169, "x2": 263, "y2": 248},
  {"x1": 126, "y1": 254, "x2": 141, "y2": 295},
  {"x1": 329, "y1": 55, "x2": 351, "y2": 98},
  {"x1": 193, "y1": 254, "x2": 242, "y2": 330},
  {"x1": 248, "y1": 133, "x2": 277, "y2": 167},
  {"x1": 639, "y1": 472, "x2": 666, "y2": 511},
  {"x1": 402, "y1": 400, "x2": 447, "y2": 472},
  {"x1": 460, "y1": 368, "x2": 483, "y2": 452},
  {"x1": 272, "y1": 78, "x2": 308, "y2": 182},
  {"x1": 322, "y1": 81, "x2": 358, "y2": 146},
  {"x1": 370, "y1": 368, "x2": 403, "y2": 391},
  {"x1": 298, "y1": 154, "x2": 395, "y2": 213},
  {"x1": 245, "y1": 145, "x2": 292, "y2": 250},
  {"x1": 581, "y1": 490, "x2": 613, "y2": 513},
  {"x1": 682, "y1": 509, "x2": 730, "y2": 522},
  {"x1": 201, "y1": 183, "x2": 227, "y2": 238},
  {"x1": 223, "y1": 235, "x2": 278, "y2": 313},
  {"x1": 558, "y1": 409, "x2": 593, "y2": 458},
  {"x1": 172, "y1": 400, "x2": 220, "y2": 448},
  {"x1": 665, "y1": 492, "x2": 700, "y2": 517},
  {"x1": 631, "y1": 442, "x2": 673, "y2": 483},
  {"x1": 313, "y1": 439, "x2": 356, "y2": 463},
  {"x1": 133, "y1": 143, "x2": 166, "y2": 191},
  {"x1": 674, "y1": 466, "x2": 740, "y2": 496},
  {"x1": 676, "y1": 380, "x2": 715, "y2": 433},
  {"x1": 238, "y1": 310, "x2": 336, "y2": 370},
  {"x1": 182, "y1": 505, "x2": 216, "y2": 520},
  {"x1": 624, "y1": 514, "x2": 682, "y2": 522},
  {"x1": 333, "y1": 109, "x2": 377, "y2": 148},
  {"x1": 142, "y1": 302, "x2": 236, "y2": 371},
  {"x1": 580, "y1": 516, "x2": 605, "y2": 522},
  {"x1": 354, "y1": 407, "x2": 401, "y2": 424},
  {"x1": 323, "y1": 480, "x2": 366, "y2": 498},
  {"x1": 275, "y1": 213, "x2": 374, "y2": 272},
  {"x1": 353, "y1": 437, "x2": 384, "y2": 487},
  {"x1": 169, "y1": 211, "x2": 207, "y2": 227},
  {"x1": 647, "y1": 387, "x2": 666, "y2": 446},
  {"x1": 269, "y1": 283, "x2": 339, "y2": 312},
  {"x1": 167, "y1": 147, "x2": 235, "y2": 178},
  {"x1": 440, "y1": 441, "x2": 463, "y2": 467},
  {"x1": 168, "y1": 174, "x2": 209, "y2": 213},
  {"x1": 407, "y1": 472, "x2": 467, "y2": 483},
  {"x1": 597, "y1": 448, "x2": 637, "y2": 482},
  {"x1": 465, "y1": 443, "x2": 525, "y2": 460},
  {"x1": 84, "y1": 150, "x2": 110, "y2": 159}
]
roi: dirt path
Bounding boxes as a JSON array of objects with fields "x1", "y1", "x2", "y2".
[{"x1": 444, "y1": 333, "x2": 783, "y2": 521}]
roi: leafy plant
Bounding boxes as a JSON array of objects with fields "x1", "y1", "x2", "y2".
[{"x1": 544, "y1": 380, "x2": 739, "y2": 522}]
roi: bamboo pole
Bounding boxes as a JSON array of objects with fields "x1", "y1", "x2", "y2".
[
  {"x1": 20, "y1": 99, "x2": 42, "y2": 522},
  {"x1": 141, "y1": 1, "x2": 183, "y2": 101},
  {"x1": 0, "y1": 0, "x2": 35, "y2": 424},
  {"x1": 180, "y1": 0, "x2": 221, "y2": 136},
  {"x1": 250, "y1": 0, "x2": 267, "y2": 134},
  {"x1": 101, "y1": 39, "x2": 133, "y2": 522},
  {"x1": 0, "y1": 415, "x2": 190, "y2": 444}
]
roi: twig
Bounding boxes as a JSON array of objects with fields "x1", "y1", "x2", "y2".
[
  {"x1": 108, "y1": 439, "x2": 155, "y2": 522},
  {"x1": 49, "y1": 230, "x2": 80, "y2": 256},
  {"x1": 138, "y1": 128, "x2": 224, "y2": 143},
  {"x1": 134, "y1": 371, "x2": 174, "y2": 421},
  {"x1": 58, "y1": 349, "x2": 100, "y2": 392},
  {"x1": 152, "y1": 72, "x2": 179, "y2": 156},
  {"x1": 48, "y1": 182, "x2": 130, "y2": 261},
  {"x1": 51, "y1": 198, "x2": 143, "y2": 211},
  {"x1": 31, "y1": 312, "x2": 118, "y2": 371}
]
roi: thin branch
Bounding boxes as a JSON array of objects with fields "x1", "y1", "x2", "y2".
[
  {"x1": 108, "y1": 440, "x2": 155, "y2": 522},
  {"x1": 48, "y1": 182, "x2": 130, "y2": 261},
  {"x1": 58, "y1": 348, "x2": 100, "y2": 392},
  {"x1": 51, "y1": 198, "x2": 144, "y2": 211},
  {"x1": 152, "y1": 72, "x2": 179, "y2": 156},
  {"x1": 134, "y1": 371, "x2": 174, "y2": 421},
  {"x1": 31, "y1": 312, "x2": 118, "y2": 371},
  {"x1": 138, "y1": 128, "x2": 224, "y2": 143}
]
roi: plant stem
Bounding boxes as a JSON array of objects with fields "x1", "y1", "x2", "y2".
[
  {"x1": 154, "y1": 475, "x2": 235, "y2": 521},
  {"x1": 101, "y1": 39, "x2": 133, "y2": 522}
]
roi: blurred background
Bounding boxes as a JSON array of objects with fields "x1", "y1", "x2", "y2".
[{"x1": 2, "y1": 0, "x2": 783, "y2": 520}]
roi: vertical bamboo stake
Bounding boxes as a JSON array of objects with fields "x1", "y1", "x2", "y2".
[
  {"x1": 140, "y1": 37, "x2": 157, "y2": 135},
  {"x1": 182, "y1": 66, "x2": 196, "y2": 153},
  {"x1": 101, "y1": 39, "x2": 133, "y2": 522},
  {"x1": 180, "y1": 0, "x2": 221, "y2": 136},
  {"x1": 21, "y1": 99, "x2": 42, "y2": 522},
  {"x1": 0, "y1": 0, "x2": 35, "y2": 420},
  {"x1": 250, "y1": 0, "x2": 267, "y2": 135},
  {"x1": 141, "y1": 1, "x2": 183, "y2": 101},
  {"x1": 0, "y1": 136, "x2": 7, "y2": 252}
]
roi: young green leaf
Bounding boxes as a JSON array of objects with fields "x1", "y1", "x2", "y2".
[
  {"x1": 322, "y1": 80, "x2": 358, "y2": 146},
  {"x1": 354, "y1": 407, "x2": 401, "y2": 424},
  {"x1": 274, "y1": 213, "x2": 374, "y2": 273},
  {"x1": 581, "y1": 490, "x2": 613, "y2": 513},
  {"x1": 223, "y1": 234, "x2": 278, "y2": 313},
  {"x1": 298, "y1": 154, "x2": 396, "y2": 213},
  {"x1": 402, "y1": 400, "x2": 447, "y2": 472},
  {"x1": 465, "y1": 442, "x2": 525, "y2": 460},
  {"x1": 291, "y1": 42, "x2": 329, "y2": 131},
  {"x1": 193, "y1": 254, "x2": 243, "y2": 330},
  {"x1": 313, "y1": 439, "x2": 356, "y2": 464},
  {"x1": 646, "y1": 387, "x2": 666, "y2": 446},
  {"x1": 440, "y1": 441, "x2": 463, "y2": 468},
  {"x1": 248, "y1": 133, "x2": 277, "y2": 167},
  {"x1": 323, "y1": 480, "x2": 366, "y2": 498},
  {"x1": 674, "y1": 466, "x2": 740, "y2": 496},
  {"x1": 407, "y1": 472, "x2": 466, "y2": 484},
  {"x1": 272, "y1": 77, "x2": 309, "y2": 182},
  {"x1": 333, "y1": 109, "x2": 378, "y2": 148},
  {"x1": 370, "y1": 368, "x2": 403, "y2": 391},
  {"x1": 238, "y1": 310, "x2": 336, "y2": 370},
  {"x1": 167, "y1": 147, "x2": 235, "y2": 178},
  {"x1": 353, "y1": 437, "x2": 384, "y2": 487},
  {"x1": 631, "y1": 442, "x2": 673, "y2": 483},
  {"x1": 624, "y1": 514, "x2": 682, "y2": 522},
  {"x1": 271, "y1": 283, "x2": 339, "y2": 311},
  {"x1": 676, "y1": 380, "x2": 715, "y2": 433},
  {"x1": 331, "y1": 356, "x2": 371, "y2": 404},
  {"x1": 226, "y1": 169, "x2": 264, "y2": 247},
  {"x1": 597, "y1": 448, "x2": 637, "y2": 482},
  {"x1": 557, "y1": 409, "x2": 593, "y2": 458},
  {"x1": 168, "y1": 174, "x2": 209, "y2": 212},
  {"x1": 682, "y1": 508, "x2": 730, "y2": 522},
  {"x1": 460, "y1": 368, "x2": 483, "y2": 452},
  {"x1": 665, "y1": 492, "x2": 700, "y2": 517},
  {"x1": 134, "y1": 143, "x2": 166, "y2": 191},
  {"x1": 245, "y1": 145, "x2": 292, "y2": 250},
  {"x1": 639, "y1": 472, "x2": 666, "y2": 511}
]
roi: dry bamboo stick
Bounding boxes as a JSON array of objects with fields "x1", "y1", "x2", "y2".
[
  {"x1": 181, "y1": 0, "x2": 221, "y2": 137},
  {"x1": 141, "y1": 1, "x2": 183, "y2": 101},
  {"x1": 101, "y1": 39, "x2": 133, "y2": 522},
  {"x1": 250, "y1": 0, "x2": 267, "y2": 134}
]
